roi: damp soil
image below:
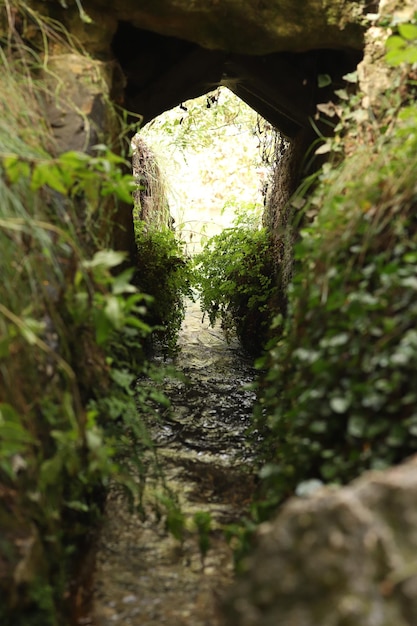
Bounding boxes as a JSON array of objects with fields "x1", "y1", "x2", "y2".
[{"x1": 89, "y1": 300, "x2": 259, "y2": 626}]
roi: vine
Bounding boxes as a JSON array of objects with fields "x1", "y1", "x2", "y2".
[
  {"x1": 254, "y1": 15, "x2": 417, "y2": 516},
  {"x1": 194, "y1": 205, "x2": 279, "y2": 355}
]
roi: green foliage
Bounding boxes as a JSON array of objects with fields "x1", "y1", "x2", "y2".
[
  {"x1": 4, "y1": 146, "x2": 134, "y2": 204},
  {"x1": 193, "y1": 511, "x2": 212, "y2": 566},
  {"x1": 0, "y1": 15, "x2": 161, "y2": 623},
  {"x1": 194, "y1": 207, "x2": 279, "y2": 354},
  {"x1": 134, "y1": 221, "x2": 194, "y2": 356},
  {"x1": 255, "y1": 35, "x2": 417, "y2": 512},
  {"x1": 143, "y1": 86, "x2": 269, "y2": 155},
  {"x1": 140, "y1": 87, "x2": 275, "y2": 255},
  {"x1": 385, "y1": 17, "x2": 417, "y2": 66}
]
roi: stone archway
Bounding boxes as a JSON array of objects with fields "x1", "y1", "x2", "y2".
[
  {"x1": 111, "y1": 20, "x2": 361, "y2": 138},
  {"x1": 16, "y1": 0, "x2": 367, "y2": 260}
]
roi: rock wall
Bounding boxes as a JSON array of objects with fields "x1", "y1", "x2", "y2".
[
  {"x1": 2, "y1": 2, "x2": 401, "y2": 621},
  {"x1": 132, "y1": 135, "x2": 171, "y2": 229},
  {"x1": 223, "y1": 3, "x2": 417, "y2": 624},
  {"x1": 40, "y1": 52, "x2": 137, "y2": 258},
  {"x1": 36, "y1": 0, "x2": 366, "y2": 56},
  {"x1": 223, "y1": 456, "x2": 417, "y2": 626}
]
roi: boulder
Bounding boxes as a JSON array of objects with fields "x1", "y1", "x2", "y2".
[{"x1": 223, "y1": 456, "x2": 417, "y2": 626}]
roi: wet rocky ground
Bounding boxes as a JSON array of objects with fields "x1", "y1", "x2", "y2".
[{"x1": 90, "y1": 300, "x2": 259, "y2": 626}]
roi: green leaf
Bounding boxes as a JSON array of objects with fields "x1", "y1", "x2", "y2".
[
  {"x1": 402, "y1": 47, "x2": 417, "y2": 64},
  {"x1": 315, "y1": 142, "x2": 332, "y2": 155},
  {"x1": 330, "y1": 396, "x2": 350, "y2": 414},
  {"x1": 0, "y1": 421, "x2": 33, "y2": 445},
  {"x1": 398, "y1": 23, "x2": 417, "y2": 41},
  {"x1": 347, "y1": 415, "x2": 366, "y2": 438},
  {"x1": 83, "y1": 249, "x2": 126, "y2": 271},
  {"x1": 334, "y1": 89, "x2": 349, "y2": 100},
  {"x1": 385, "y1": 35, "x2": 405, "y2": 51},
  {"x1": 166, "y1": 507, "x2": 185, "y2": 542},
  {"x1": 64, "y1": 500, "x2": 90, "y2": 512},
  {"x1": 310, "y1": 420, "x2": 327, "y2": 434},
  {"x1": 31, "y1": 162, "x2": 68, "y2": 194},
  {"x1": 94, "y1": 310, "x2": 113, "y2": 345},
  {"x1": 3, "y1": 156, "x2": 31, "y2": 183},
  {"x1": 19, "y1": 317, "x2": 45, "y2": 345},
  {"x1": 86, "y1": 429, "x2": 103, "y2": 451},
  {"x1": 385, "y1": 49, "x2": 407, "y2": 66},
  {"x1": 318, "y1": 74, "x2": 332, "y2": 88},
  {"x1": 258, "y1": 463, "x2": 281, "y2": 479},
  {"x1": 104, "y1": 295, "x2": 124, "y2": 329},
  {"x1": 39, "y1": 456, "x2": 63, "y2": 488},
  {"x1": 342, "y1": 70, "x2": 358, "y2": 83},
  {"x1": 111, "y1": 268, "x2": 137, "y2": 295}
]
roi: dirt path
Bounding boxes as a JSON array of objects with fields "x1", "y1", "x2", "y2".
[{"x1": 90, "y1": 300, "x2": 257, "y2": 626}]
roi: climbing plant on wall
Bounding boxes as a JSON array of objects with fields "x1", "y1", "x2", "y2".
[
  {"x1": 193, "y1": 205, "x2": 279, "y2": 354},
  {"x1": 254, "y1": 17, "x2": 417, "y2": 516}
]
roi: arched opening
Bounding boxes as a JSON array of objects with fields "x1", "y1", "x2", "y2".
[
  {"x1": 113, "y1": 20, "x2": 363, "y2": 354},
  {"x1": 111, "y1": 20, "x2": 362, "y2": 137},
  {"x1": 137, "y1": 86, "x2": 276, "y2": 255},
  {"x1": 131, "y1": 86, "x2": 278, "y2": 354},
  {"x1": 111, "y1": 20, "x2": 363, "y2": 265}
]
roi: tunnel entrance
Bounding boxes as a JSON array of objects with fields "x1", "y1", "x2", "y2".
[
  {"x1": 132, "y1": 86, "x2": 284, "y2": 356},
  {"x1": 111, "y1": 20, "x2": 362, "y2": 138},
  {"x1": 122, "y1": 19, "x2": 363, "y2": 355},
  {"x1": 137, "y1": 86, "x2": 278, "y2": 255},
  {"x1": 112, "y1": 19, "x2": 363, "y2": 243}
]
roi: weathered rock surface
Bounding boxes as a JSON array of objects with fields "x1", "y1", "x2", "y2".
[
  {"x1": 40, "y1": 51, "x2": 137, "y2": 257},
  {"x1": 38, "y1": 0, "x2": 366, "y2": 56},
  {"x1": 18, "y1": 0, "x2": 365, "y2": 135},
  {"x1": 223, "y1": 455, "x2": 417, "y2": 626}
]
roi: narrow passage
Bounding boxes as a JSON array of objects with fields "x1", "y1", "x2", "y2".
[{"x1": 92, "y1": 299, "x2": 258, "y2": 625}]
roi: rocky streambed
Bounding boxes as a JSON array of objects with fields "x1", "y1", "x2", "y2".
[{"x1": 90, "y1": 299, "x2": 259, "y2": 626}]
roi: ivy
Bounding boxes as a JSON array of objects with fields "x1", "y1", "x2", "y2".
[
  {"x1": 385, "y1": 19, "x2": 417, "y2": 66},
  {"x1": 194, "y1": 207, "x2": 279, "y2": 354},
  {"x1": 254, "y1": 20, "x2": 417, "y2": 514},
  {"x1": 134, "y1": 220, "x2": 194, "y2": 356}
]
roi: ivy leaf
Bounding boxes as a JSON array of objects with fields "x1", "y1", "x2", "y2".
[
  {"x1": 83, "y1": 250, "x2": 126, "y2": 271},
  {"x1": 315, "y1": 142, "x2": 332, "y2": 155},
  {"x1": 398, "y1": 23, "x2": 417, "y2": 41},
  {"x1": 318, "y1": 74, "x2": 332, "y2": 88},
  {"x1": 386, "y1": 35, "x2": 407, "y2": 51},
  {"x1": 104, "y1": 295, "x2": 124, "y2": 330},
  {"x1": 94, "y1": 310, "x2": 112, "y2": 345},
  {"x1": 348, "y1": 415, "x2": 366, "y2": 438},
  {"x1": 334, "y1": 88, "x2": 349, "y2": 100},
  {"x1": 342, "y1": 70, "x2": 358, "y2": 83},
  {"x1": 401, "y1": 47, "x2": 417, "y2": 64},
  {"x1": 330, "y1": 396, "x2": 350, "y2": 414}
]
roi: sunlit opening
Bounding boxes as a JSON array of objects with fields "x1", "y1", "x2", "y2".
[{"x1": 135, "y1": 86, "x2": 278, "y2": 254}]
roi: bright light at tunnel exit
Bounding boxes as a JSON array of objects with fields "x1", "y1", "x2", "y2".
[{"x1": 137, "y1": 86, "x2": 275, "y2": 255}]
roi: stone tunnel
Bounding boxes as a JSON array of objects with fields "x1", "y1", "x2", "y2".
[
  {"x1": 111, "y1": 21, "x2": 362, "y2": 138},
  {"x1": 25, "y1": 0, "x2": 368, "y2": 259}
]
